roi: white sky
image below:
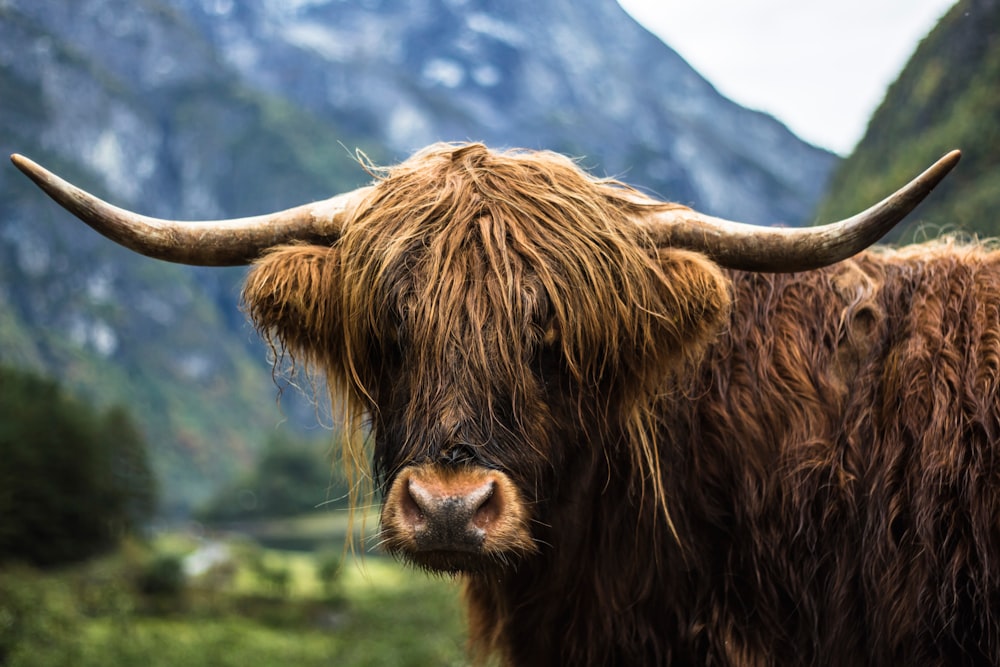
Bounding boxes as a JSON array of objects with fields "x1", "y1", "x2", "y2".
[{"x1": 617, "y1": 0, "x2": 956, "y2": 154}]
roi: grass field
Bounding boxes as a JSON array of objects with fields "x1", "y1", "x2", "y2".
[{"x1": 0, "y1": 530, "x2": 472, "y2": 667}]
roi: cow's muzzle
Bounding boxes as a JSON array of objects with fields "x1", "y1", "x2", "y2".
[{"x1": 380, "y1": 463, "x2": 537, "y2": 573}]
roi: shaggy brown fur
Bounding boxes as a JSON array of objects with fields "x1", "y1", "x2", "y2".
[
  {"x1": 242, "y1": 143, "x2": 1000, "y2": 666},
  {"x1": 243, "y1": 142, "x2": 729, "y2": 524}
]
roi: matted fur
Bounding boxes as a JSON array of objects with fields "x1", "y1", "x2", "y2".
[
  {"x1": 655, "y1": 241, "x2": 1000, "y2": 666},
  {"x1": 242, "y1": 143, "x2": 1000, "y2": 666}
]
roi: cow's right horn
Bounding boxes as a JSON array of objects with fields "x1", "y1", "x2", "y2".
[
  {"x1": 641, "y1": 150, "x2": 961, "y2": 273},
  {"x1": 10, "y1": 153, "x2": 373, "y2": 267}
]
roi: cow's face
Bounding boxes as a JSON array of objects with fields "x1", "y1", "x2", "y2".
[{"x1": 243, "y1": 144, "x2": 730, "y2": 573}]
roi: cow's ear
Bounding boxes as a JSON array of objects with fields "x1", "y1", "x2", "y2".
[
  {"x1": 242, "y1": 244, "x2": 343, "y2": 369},
  {"x1": 651, "y1": 248, "x2": 731, "y2": 357}
]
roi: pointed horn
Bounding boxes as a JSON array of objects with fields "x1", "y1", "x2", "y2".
[
  {"x1": 641, "y1": 150, "x2": 961, "y2": 272},
  {"x1": 10, "y1": 154, "x2": 372, "y2": 266}
]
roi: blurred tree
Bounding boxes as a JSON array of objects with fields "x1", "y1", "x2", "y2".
[
  {"x1": 101, "y1": 406, "x2": 158, "y2": 530},
  {"x1": 0, "y1": 365, "x2": 157, "y2": 566},
  {"x1": 197, "y1": 431, "x2": 347, "y2": 522}
]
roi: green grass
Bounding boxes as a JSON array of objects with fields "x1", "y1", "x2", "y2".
[{"x1": 0, "y1": 537, "x2": 470, "y2": 667}]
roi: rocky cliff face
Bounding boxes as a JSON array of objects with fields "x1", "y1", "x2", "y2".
[
  {"x1": 0, "y1": 0, "x2": 836, "y2": 511},
  {"x1": 172, "y1": 0, "x2": 835, "y2": 224}
]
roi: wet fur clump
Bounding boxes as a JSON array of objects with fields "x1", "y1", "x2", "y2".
[{"x1": 650, "y1": 241, "x2": 1000, "y2": 666}]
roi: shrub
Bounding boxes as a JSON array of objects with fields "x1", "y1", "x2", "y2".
[
  {"x1": 137, "y1": 552, "x2": 186, "y2": 598},
  {"x1": 0, "y1": 365, "x2": 157, "y2": 566}
]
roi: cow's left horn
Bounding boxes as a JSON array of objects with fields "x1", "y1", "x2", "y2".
[
  {"x1": 10, "y1": 154, "x2": 372, "y2": 266},
  {"x1": 641, "y1": 150, "x2": 961, "y2": 272}
]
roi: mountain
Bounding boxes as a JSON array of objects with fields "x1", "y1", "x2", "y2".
[
  {"x1": 816, "y1": 0, "x2": 998, "y2": 241},
  {"x1": 0, "y1": 2, "x2": 381, "y2": 513},
  {"x1": 170, "y1": 0, "x2": 836, "y2": 224},
  {"x1": 0, "y1": 0, "x2": 836, "y2": 512}
]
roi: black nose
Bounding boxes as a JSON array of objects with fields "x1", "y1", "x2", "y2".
[
  {"x1": 380, "y1": 463, "x2": 538, "y2": 573},
  {"x1": 399, "y1": 475, "x2": 500, "y2": 552}
]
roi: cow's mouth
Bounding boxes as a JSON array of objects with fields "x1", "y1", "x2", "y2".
[
  {"x1": 379, "y1": 463, "x2": 537, "y2": 573},
  {"x1": 399, "y1": 549, "x2": 501, "y2": 575}
]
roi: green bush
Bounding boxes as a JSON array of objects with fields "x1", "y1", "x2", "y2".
[
  {"x1": 0, "y1": 365, "x2": 157, "y2": 566},
  {"x1": 0, "y1": 566, "x2": 85, "y2": 666},
  {"x1": 138, "y1": 553, "x2": 186, "y2": 598},
  {"x1": 314, "y1": 549, "x2": 343, "y2": 600}
]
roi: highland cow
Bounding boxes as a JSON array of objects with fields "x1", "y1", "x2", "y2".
[{"x1": 14, "y1": 143, "x2": 995, "y2": 666}]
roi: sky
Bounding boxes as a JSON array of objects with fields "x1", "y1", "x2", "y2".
[{"x1": 617, "y1": 1, "x2": 957, "y2": 155}]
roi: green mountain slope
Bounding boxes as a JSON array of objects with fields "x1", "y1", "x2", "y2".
[
  {"x1": 815, "y1": 0, "x2": 1000, "y2": 241},
  {"x1": 0, "y1": 5, "x2": 379, "y2": 513}
]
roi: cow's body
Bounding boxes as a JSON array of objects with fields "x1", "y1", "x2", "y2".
[
  {"x1": 466, "y1": 244, "x2": 1000, "y2": 666},
  {"x1": 13, "y1": 142, "x2": 979, "y2": 666}
]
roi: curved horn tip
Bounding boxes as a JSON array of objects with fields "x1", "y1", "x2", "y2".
[
  {"x1": 913, "y1": 149, "x2": 961, "y2": 186},
  {"x1": 10, "y1": 153, "x2": 48, "y2": 183},
  {"x1": 10, "y1": 153, "x2": 30, "y2": 171},
  {"x1": 937, "y1": 149, "x2": 962, "y2": 172},
  {"x1": 10, "y1": 153, "x2": 35, "y2": 168}
]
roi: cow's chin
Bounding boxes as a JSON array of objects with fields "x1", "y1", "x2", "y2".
[
  {"x1": 396, "y1": 548, "x2": 514, "y2": 575},
  {"x1": 379, "y1": 463, "x2": 538, "y2": 574}
]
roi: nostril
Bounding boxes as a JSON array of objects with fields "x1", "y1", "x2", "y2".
[
  {"x1": 471, "y1": 481, "x2": 501, "y2": 530},
  {"x1": 401, "y1": 478, "x2": 431, "y2": 528}
]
